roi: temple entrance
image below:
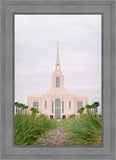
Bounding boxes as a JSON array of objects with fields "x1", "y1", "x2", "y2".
[
  {"x1": 50, "y1": 115, "x2": 53, "y2": 119},
  {"x1": 55, "y1": 99, "x2": 61, "y2": 119},
  {"x1": 62, "y1": 115, "x2": 66, "y2": 119}
]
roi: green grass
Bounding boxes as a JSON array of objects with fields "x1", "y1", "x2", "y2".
[
  {"x1": 59, "y1": 114, "x2": 102, "y2": 146},
  {"x1": 15, "y1": 114, "x2": 57, "y2": 145}
]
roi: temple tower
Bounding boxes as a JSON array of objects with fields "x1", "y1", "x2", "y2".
[{"x1": 47, "y1": 42, "x2": 68, "y2": 93}]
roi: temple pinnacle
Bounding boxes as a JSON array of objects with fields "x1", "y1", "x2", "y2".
[{"x1": 57, "y1": 41, "x2": 59, "y2": 60}]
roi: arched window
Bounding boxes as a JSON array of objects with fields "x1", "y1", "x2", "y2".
[
  {"x1": 55, "y1": 99, "x2": 60, "y2": 106},
  {"x1": 62, "y1": 101, "x2": 64, "y2": 113},
  {"x1": 55, "y1": 99, "x2": 61, "y2": 119},
  {"x1": 45, "y1": 101, "x2": 47, "y2": 109},
  {"x1": 56, "y1": 77, "x2": 60, "y2": 88},
  {"x1": 69, "y1": 101, "x2": 71, "y2": 109}
]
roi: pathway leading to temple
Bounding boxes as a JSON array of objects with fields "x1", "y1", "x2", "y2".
[{"x1": 38, "y1": 123, "x2": 70, "y2": 146}]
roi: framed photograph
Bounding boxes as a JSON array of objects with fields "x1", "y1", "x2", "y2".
[
  {"x1": 14, "y1": 14, "x2": 102, "y2": 146},
  {"x1": 0, "y1": 0, "x2": 116, "y2": 160}
]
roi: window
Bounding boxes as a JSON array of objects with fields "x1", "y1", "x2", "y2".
[
  {"x1": 69, "y1": 101, "x2": 71, "y2": 109},
  {"x1": 77, "y1": 102, "x2": 83, "y2": 111},
  {"x1": 62, "y1": 101, "x2": 64, "y2": 113},
  {"x1": 55, "y1": 99, "x2": 60, "y2": 106},
  {"x1": 52, "y1": 101, "x2": 54, "y2": 107},
  {"x1": 62, "y1": 106, "x2": 64, "y2": 113},
  {"x1": 77, "y1": 102, "x2": 83, "y2": 107},
  {"x1": 45, "y1": 101, "x2": 47, "y2": 109},
  {"x1": 33, "y1": 101, "x2": 38, "y2": 107},
  {"x1": 33, "y1": 101, "x2": 39, "y2": 111},
  {"x1": 56, "y1": 77, "x2": 60, "y2": 87},
  {"x1": 52, "y1": 106, "x2": 54, "y2": 113},
  {"x1": 62, "y1": 101, "x2": 64, "y2": 107},
  {"x1": 55, "y1": 99, "x2": 61, "y2": 119}
]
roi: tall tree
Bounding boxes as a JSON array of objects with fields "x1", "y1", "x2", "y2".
[
  {"x1": 14, "y1": 102, "x2": 19, "y2": 115},
  {"x1": 94, "y1": 102, "x2": 100, "y2": 114},
  {"x1": 24, "y1": 105, "x2": 29, "y2": 114},
  {"x1": 14, "y1": 102, "x2": 29, "y2": 115},
  {"x1": 85, "y1": 104, "x2": 91, "y2": 114},
  {"x1": 92, "y1": 102, "x2": 100, "y2": 114},
  {"x1": 20, "y1": 103, "x2": 24, "y2": 114}
]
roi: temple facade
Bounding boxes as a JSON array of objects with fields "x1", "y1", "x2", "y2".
[{"x1": 27, "y1": 42, "x2": 88, "y2": 119}]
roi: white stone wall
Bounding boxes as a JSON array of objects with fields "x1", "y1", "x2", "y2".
[{"x1": 27, "y1": 93, "x2": 88, "y2": 119}]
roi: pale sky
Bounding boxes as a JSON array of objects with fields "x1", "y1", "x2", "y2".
[{"x1": 15, "y1": 15, "x2": 101, "y2": 113}]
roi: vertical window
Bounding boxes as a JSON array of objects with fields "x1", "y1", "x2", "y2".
[
  {"x1": 56, "y1": 77, "x2": 60, "y2": 87},
  {"x1": 62, "y1": 101, "x2": 64, "y2": 113},
  {"x1": 55, "y1": 99, "x2": 61, "y2": 119},
  {"x1": 69, "y1": 101, "x2": 71, "y2": 109},
  {"x1": 45, "y1": 101, "x2": 47, "y2": 109},
  {"x1": 52, "y1": 101, "x2": 54, "y2": 113},
  {"x1": 52, "y1": 106, "x2": 54, "y2": 113},
  {"x1": 62, "y1": 101, "x2": 64, "y2": 107},
  {"x1": 55, "y1": 99, "x2": 60, "y2": 106},
  {"x1": 62, "y1": 106, "x2": 64, "y2": 113}
]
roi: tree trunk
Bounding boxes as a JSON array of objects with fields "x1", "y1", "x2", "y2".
[
  {"x1": 94, "y1": 108, "x2": 96, "y2": 114},
  {"x1": 21, "y1": 108, "x2": 22, "y2": 114},
  {"x1": 87, "y1": 109, "x2": 89, "y2": 114},
  {"x1": 95, "y1": 107, "x2": 98, "y2": 114},
  {"x1": 16, "y1": 107, "x2": 17, "y2": 115}
]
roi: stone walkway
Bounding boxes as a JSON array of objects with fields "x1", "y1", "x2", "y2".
[{"x1": 38, "y1": 124, "x2": 70, "y2": 146}]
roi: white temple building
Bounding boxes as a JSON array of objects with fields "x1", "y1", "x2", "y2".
[{"x1": 27, "y1": 42, "x2": 88, "y2": 119}]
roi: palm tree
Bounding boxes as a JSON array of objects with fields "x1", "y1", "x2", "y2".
[
  {"x1": 14, "y1": 102, "x2": 29, "y2": 115},
  {"x1": 14, "y1": 102, "x2": 19, "y2": 115},
  {"x1": 89, "y1": 105, "x2": 93, "y2": 114},
  {"x1": 24, "y1": 105, "x2": 29, "y2": 114},
  {"x1": 85, "y1": 104, "x2": 91, "y2": 114},
  {"x1": 92, "y1": 102, "x2": 100, "y2": 114},
  {"x1": 20, "y1": 103, "x2": 25, "y2": 114},
  {"x1": 22, "y1": 103, "x2": 28, "y2": 114},
  {"x1": 30, "y1": 107, "x2": 39, "y2": 116},
  {"x1": 94, "y1": 102, "x2": 100, "y2": 114},
  {"x1": 91, "y1": 103, "x2": 96, "y2": 114}
]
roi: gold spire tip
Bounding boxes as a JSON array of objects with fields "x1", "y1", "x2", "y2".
[{"x1": 57, "y1": 41, "x2": 59, "y2": 46}]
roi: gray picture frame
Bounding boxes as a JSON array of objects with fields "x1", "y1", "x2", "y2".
[{"x1": 0, "y1": 0, "x2": 116, "y2": 160}]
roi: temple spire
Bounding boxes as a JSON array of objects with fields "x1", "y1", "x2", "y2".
[
  {"x1": 56, "y1": 41, "x2": 60, "y2": 70},
  {"x1": 57, "y1": 41, "x2": 59, "y2": 60}
]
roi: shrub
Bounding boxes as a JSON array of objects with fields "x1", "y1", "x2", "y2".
[
  {"x1": 70, "y1": 114, "x2": 76, "y2": 119},
  {"x1": 15, "y1": 114, "x2": 57, "y2": 145},
  {"x1": 60, "y1": 114, "x2": 102, "y2": 146},
  {"x1": 30, "y1": 107, "x2": 39, "y2": 115}
]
